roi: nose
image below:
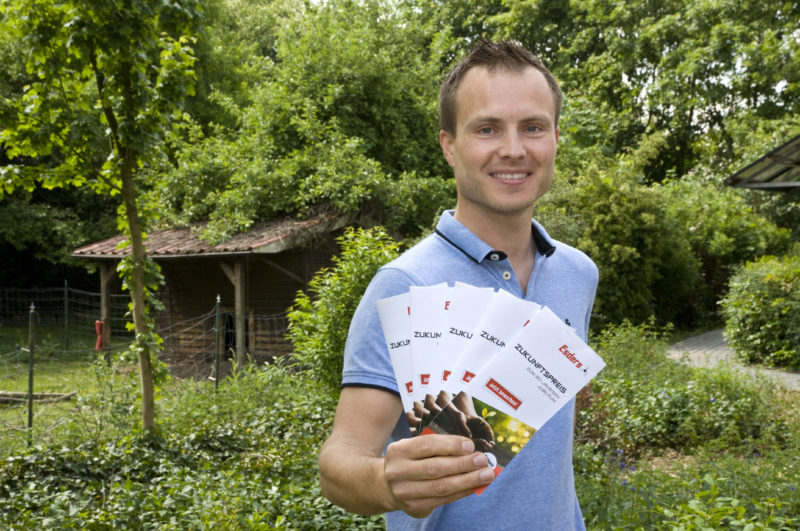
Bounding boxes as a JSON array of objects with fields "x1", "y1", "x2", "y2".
[{"x1": 499, "y1": 131, "x2": 526, "y2": 159}]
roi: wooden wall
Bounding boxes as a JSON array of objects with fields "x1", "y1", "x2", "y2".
[{"x1": 155, "y1": 237, "x2": 339, "y2": 367}]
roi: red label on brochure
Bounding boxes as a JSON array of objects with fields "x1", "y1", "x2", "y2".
[
  {"x1": 485, "y1": 378, "x2": 522, "y2": 410},
  {"x1": 442, "y1": 370, "x2": 451, "y2": 382},
  {"x1": 473, "y1": 467, "x2": 503, "y2": 496},
  {"x1": 405, "y1": 381, "x2": 413, "y2": 394},
  {"x1": 420, "y1": 374, "x2": 430, "y2": 385},
  {"x1": 462, "y1": 371, "x2": 476, "y2": 383}
]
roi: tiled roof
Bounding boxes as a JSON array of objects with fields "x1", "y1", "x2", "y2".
[{"x1": 72, "y1": 211, "x2": 348, "y2": 259}]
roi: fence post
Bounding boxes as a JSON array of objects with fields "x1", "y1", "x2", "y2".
[
  {"x1": 63, "y1": 280, "x2": 69, "y2": 352},
  {"x1": 27, "y1": 302, "x2": 35, "y2": 448},
  {"x1": 214, "y1": 295, "x2": 221, "y2": 390}
]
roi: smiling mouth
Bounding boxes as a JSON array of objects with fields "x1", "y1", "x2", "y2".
[{"x1": 490, "y1": 172, "x2": 529, "y2": 180}]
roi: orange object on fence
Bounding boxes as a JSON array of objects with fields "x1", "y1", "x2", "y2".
[{"x1": 95, "y1": 320, "x2": 104, "y2": 351}]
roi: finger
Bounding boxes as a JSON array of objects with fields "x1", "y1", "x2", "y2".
[
  {"x1": 388, "y1": 458, "x2": 496, "y2": 517},
  {"x1": 385, "y1": 440, "x2": 490, "y2": 486},
  {"x1": 388, "y1": 433, "x2": 474, "y2": 461}
]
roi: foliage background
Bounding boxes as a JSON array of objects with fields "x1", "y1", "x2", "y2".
[{"x1": 1, "y1": 0, "x2": 800, "y2": 528}]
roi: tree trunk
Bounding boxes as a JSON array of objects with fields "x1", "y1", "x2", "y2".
[{"x1": 121, "y1": 159, "x2": 156, "y2": 433}]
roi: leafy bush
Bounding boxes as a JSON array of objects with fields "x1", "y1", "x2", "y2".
[
  {"x1": 0, "y1": 362, "x2": 385, "y2": 529},
  {"x1": 576, "y1": 451, "x2": 800, "y2": 529},
  {"x1": 287, "y1": 226, "x2": 402, "y2": 391},
  {"x1": 656, "y1": 473, "x2": 796, "y2": 530},
  {"x1": 577, "y1": 322, "x2": 786, "y2": 457},
  {"x1": 660, "y1": 177, "x2": 792, "y2": 319},
  {"x1": 540, "y1": 165, "x2": 701, "y2": 328},
  {"x1": 720, "y1": 249, "x2": 800, "y2": 369}
]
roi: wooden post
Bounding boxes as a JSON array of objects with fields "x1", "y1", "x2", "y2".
[
  {"x1": 214, "y1": 295, "x2": 221, "y2": 389},
  {"x1": 100, "y1": 262, "x2": 114, "y2": 351},
  {"x1": 63, "y1": 280, "x2": 69, "y2": 352},
  {"x1": 234, "y1": 260, "x2": 246, "y2": 365},
  {"x1": 220, "y1": 260, "x2": 247, "y2": 366}
]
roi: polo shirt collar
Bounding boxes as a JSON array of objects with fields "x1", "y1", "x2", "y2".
[{"x1": 434, "y1": 210, "x2": 556, "y2": 264}]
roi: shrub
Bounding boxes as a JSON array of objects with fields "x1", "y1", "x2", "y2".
[
  {"x1": 287, "y1": 226, "x2": 402, "y2": 391},
  {"x1": 576, "y1": 455, "x2": 800, "y2": 530},
  {"x1": 539, "y1": 165, "x2": 702, "y2": 328},
  {"x1": 660, "y1": 177, "x2": 792, "y2": 320},
  {"x1": 720, "y1": 249, "x2": 800, "y2": 369},
  {"x1": 577, "y1": 322, "x2": 785, "y2": 457},
  {"x1": 0, "y1": 362, "x2": 385, "y2": 529}
]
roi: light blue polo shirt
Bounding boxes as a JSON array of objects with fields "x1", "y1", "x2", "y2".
[{"x1": 342, "y1": 210, "x2": 598, "y2": 531}]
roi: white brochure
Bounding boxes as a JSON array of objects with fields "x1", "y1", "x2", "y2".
[
  {"x1": 424, "y1": 305, "x2": 605, "y2": 494},
  {"x1": 438, "y1": 282, "x2": 496, "y2": 394},
  {"x1": 461, "y1": 305, "x2": 605, "y2": 432},
  {"x1": 408, "y1": 283, "x2": 451, "y2": 403},
  {"x1": 446, "y1": 288, "x2": 542, "y2": 395},
  {"x1": 376, "y1": 291, "x2": 415, "y2": 415}
]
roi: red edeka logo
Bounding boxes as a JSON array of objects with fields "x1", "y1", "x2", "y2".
[
  {"x1": 485, "y1": 378, "x2": 522, "y2": 410},
  {"x1": 462, "y1": 371, "x2": 476, "y2": 383}
]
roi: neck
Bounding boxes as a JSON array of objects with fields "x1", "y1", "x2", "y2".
[
  {"x1": 454, "y1": 205, "x2": 533, "y2": 254},
  {"x1": 453, "y1": 206, "x2": 537, "y2": 293}
]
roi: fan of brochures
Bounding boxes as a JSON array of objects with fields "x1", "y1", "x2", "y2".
[{"x1": 377, "y1": 282, "x2": 606, "y2": 494}]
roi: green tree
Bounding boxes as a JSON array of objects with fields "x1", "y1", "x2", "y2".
[
  {"x1": 0, "y1": 0, "x2": 201, "y2": 431},
  {"x1": 0, "y1": 188, "x2": 117, "y2": 287},
  {"x1": 492, "y1": 0, "x2": 800, "y2": 181},
  {"x1": 539, "y1": 141, "x2": 702, "y2": 328},
  {"x1": 147, "y1": 0, "x2": 454, "y2": 243}
]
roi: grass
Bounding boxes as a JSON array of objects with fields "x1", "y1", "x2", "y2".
[{"x1": 1, "y1": 326, "x2": 138, "y2": 458}]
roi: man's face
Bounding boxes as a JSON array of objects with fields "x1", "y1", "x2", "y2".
[{"x1": 440, "y1": 66, "x2": 559, "y2": 223}]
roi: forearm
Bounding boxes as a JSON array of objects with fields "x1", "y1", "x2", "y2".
[{"x1": 318, "y1": 436, "x2": 394, "y2": 516}]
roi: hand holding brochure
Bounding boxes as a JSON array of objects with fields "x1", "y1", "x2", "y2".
[{"x1": 377, "y1": 283, "x2": 605, "y2": 494}]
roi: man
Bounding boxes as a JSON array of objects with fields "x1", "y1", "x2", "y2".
[{"x1": 318, "y1": 40, "x2": 598, "y2": 529}]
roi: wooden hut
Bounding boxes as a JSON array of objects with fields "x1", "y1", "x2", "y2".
[{"x1": 72, "y1": 211, "x2": 348, "y2": 370}]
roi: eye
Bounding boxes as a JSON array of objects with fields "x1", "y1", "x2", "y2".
[
  {"x1": 478, "y1": 126, "x2": 495, "y2": 135},
  {"x1": 525, "y1": 124, "x2": 542, "y2": 133}
]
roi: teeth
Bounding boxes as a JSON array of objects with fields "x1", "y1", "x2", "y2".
[{"x1": 491, "y1": 172, "x2": 528, "y2": 180}]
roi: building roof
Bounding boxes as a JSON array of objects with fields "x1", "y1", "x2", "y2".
[
  {"x1": 724, "y1": 133, "x2": 800, "y2": 191},
  {"x1": 72, "y1": 211, "x2": 349, "y2": 260}
]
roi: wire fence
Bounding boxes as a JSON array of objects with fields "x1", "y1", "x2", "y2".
[
  {"x1": 1, "y1": 285, "x2": 293, "y2": 448},
  {"x1": 0, "y1": 285, "x2": 291, "y2": 365},
  {"x1": 0, "y1": 285, "x2": 133, "y2": 358}
]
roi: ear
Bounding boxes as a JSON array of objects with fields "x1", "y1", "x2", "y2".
[{"x1": 439, "y1": 129, "x2": 456, "y2": 168}]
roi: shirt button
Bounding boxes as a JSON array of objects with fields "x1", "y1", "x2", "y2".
[
  {"x1": 502, "y1": 271, "x2": 512, "y2": 280},
  {"x1": 490, "y1": 253, "x2": 500, "y2": 261}
]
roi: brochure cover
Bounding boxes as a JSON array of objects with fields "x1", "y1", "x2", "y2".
[
  {"x1": 446, "y1": 288, "x2": 541, "y2": 396},
  {"x1": 408, "y1": 283, "x2": 452, "y2": 404},
  {"x1": 438, "y1": 282, "x2": 497, "y2": 394},
  {"x1": 423, "y1": 305, "x2": 605, "y2": 494},
  {"x1": 375, "y1": 292, "x2": 416, "y2": 426}
]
